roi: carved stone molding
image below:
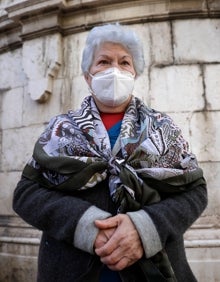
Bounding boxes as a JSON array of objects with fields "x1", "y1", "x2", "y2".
[
  {"x1": 22, "y1": 33, "x2": 62, "y2": 102},
  {"x1": 1, "y1": 0, "x2": 220, "y2": 51},
  {"x1": 0, "y1": 215, "x2": 41, "y2": 255}
]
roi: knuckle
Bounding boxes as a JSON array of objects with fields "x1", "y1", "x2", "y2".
[{"x1": 105, "y1": 256, "x2": 116, "y2": 265}]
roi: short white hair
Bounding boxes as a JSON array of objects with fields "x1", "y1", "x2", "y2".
[{"x1": 81, "y1": 23, "x2": 145, "y2": 76}]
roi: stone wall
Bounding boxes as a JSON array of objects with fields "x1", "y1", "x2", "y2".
[{"x1": 0, "y1": 0, "x2": 220, "y2": 281}]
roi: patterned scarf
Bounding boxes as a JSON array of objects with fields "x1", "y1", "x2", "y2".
[
  {"x1": 24, "y1": 95, "x2": 203, "y2": 209},
  {"x1": 23, "y1": 95, "x2": 205, "y2": 281}
]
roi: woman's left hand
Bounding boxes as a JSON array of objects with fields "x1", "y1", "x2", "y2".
[{"x1": 94, "y1": 214, "x2": 143, "y2": 271}]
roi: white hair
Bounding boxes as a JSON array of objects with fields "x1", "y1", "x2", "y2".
[{"x1": 81, "y1": 23, "x2": 145, "y2": 76}]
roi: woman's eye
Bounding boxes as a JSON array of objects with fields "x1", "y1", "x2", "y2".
[
  {"x1": 121, "y1": 61, "x2": 130, "y2": 65},
  {"x1": 98, "y1": 60, "x2": 109, "y2": 65}
]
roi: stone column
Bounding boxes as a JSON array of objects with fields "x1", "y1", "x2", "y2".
[{"x1": 0, "y1": 0, "x2": 219, "y2": 281}]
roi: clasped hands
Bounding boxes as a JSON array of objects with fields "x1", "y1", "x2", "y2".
[{"x1": 94, "y1": 214, "x2": 144, "y2": 271}]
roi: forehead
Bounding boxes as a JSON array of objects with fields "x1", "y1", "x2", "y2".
[{"x1": 93, "y1": 42, "x2": 132, "y2": 58}]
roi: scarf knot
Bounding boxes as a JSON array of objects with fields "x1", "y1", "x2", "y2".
[{"x1": 108, "y1": 157, "x2": 125, "y2": 175}]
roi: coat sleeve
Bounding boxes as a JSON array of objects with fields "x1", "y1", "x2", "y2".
[
  {"x1": 13, "y1": 176, "x2": 111, "y2": 254},
  {"x1": 127, "y1": 181, "x2": 207, "y2": 258}
]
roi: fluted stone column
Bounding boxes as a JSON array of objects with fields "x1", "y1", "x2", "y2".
[{"x1": 0, "y1": 0, "x2": 220, "y2": 281}]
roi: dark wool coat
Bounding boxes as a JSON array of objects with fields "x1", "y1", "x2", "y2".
[{"x1": 13, "y1": 175, "x2": 207, "y2": 282}]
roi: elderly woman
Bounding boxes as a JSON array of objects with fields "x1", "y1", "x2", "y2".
[{"x1": 13, "y1": 24, "x2": 207, "y2": 282}]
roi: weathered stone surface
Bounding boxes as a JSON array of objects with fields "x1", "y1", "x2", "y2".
[
  {"x1": 22, "y1": 83, "x2": 60, "y2": 126},
  {"x1": 208, "y1": 0, "x2": 220, "y2": 10},
  {"x1": 190, "y1": 111, "x2": 220, "y2": 162},
  {"x1": 0, "y1": 254, "x2": 37, "y2": 282},
  {"x1": 149, "y1": 65, "x2": 204, "y2": 112},
  {"x1": 204, "y1": 64, "x2": 220, "y2": 110},
  {"x1": 186, "y1": 246, "x2": 220, "y2": 282},
  {"x1": 184, "y1": 221, "x2": 220, "y2": 280},
  {"x1": 0, "y1": 49, "x2": 26, "y2": 90},
  {"x1": 0, "y1": 172, "x2": 21, "y2": 214},
  {"x1": 2, "y1": 125, "x2": 45, "y2": 171},
  {"x1": 1, "y1": 87, "x2": 23, "y2": 129},
  {"x1": 133, "y1": 69, "x2": 150, "y2": 104},
  {"x1": 70, "y1": 75, "x2": 90, "y2": 110},
  {"x1": 149, "y1": 22, "x2": 173, "y2": 65},
  {"x1": 62, "y1": 33, "x2": 88, "y2": 78},
  {"x1": 199, "y1": 162, "x2": 220, "y2": 216},
  {"x1": 174, "y1": 19, "x2": 220, "y2": 63}
]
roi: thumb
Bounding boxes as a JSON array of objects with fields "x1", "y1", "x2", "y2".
[{"x1": 95, "y1": 216, "x2": 118, "y2": 229}]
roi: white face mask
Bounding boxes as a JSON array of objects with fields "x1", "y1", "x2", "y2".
[{"x1": 89, "y1": 67, "x2": 135, "y2": 107}]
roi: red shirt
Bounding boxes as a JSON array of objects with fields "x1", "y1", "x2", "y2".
[{"x1": 100, "y1": 112, "x2": 124, "y2": 130}]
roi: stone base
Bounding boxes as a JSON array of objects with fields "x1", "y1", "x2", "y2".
[
  {"x1": 184, "y1": 216, "x2": 220, "y2": 281},
  {"x1": 186, "y1": 246, "x2": 220, "y2": 282},
  {"x1": 0, "y1": 215, "x2": 40, "y2": 282},
  {"x1": 0, "y1": 254, "x2": 37, "y2": 282}
]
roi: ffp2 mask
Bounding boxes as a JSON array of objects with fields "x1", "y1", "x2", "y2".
[{"x1": 89, "y1": 67, "x2": 135, "y2": 107}]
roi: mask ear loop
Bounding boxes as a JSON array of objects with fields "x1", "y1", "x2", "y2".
[
  {"x1": 88, "y1": 86, "x2": 94, "y2": 94},
  {"x1": 87, "y1": 73, "x2": 95, "y2": 94},
  {"x1": 88, "y1": 73, "x2": 94, "y2": 78}
]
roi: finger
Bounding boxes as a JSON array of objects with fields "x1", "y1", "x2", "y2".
[
  {"x1": 99, "y1": 245, "x2": 124, "y2": 266},
  {"x1": 107, "y1": 256, "x2": 134, "y2": 271},
  {"x1": 94, "y1": 233, "x2": 108, "y2": 249},
  {"x1": 94, "y1": 228, "x2": 116, "y2": 249},
  {"x1": 100, "y1": 242, "x2": 142, "y2": 266},
  {"x1": 95, "y1": 234, "x2": 118, "y2": 257},
  {"x1": 95, "y1": 217, "x2": 119, "y2": 229}
]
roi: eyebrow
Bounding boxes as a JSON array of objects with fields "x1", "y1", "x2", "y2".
[
  {"x1": 121, "y1": 55, "x2": 132, "y2": 60},
  {"x1": 96, "y1": 54, "x2": 132, "y2": 60}
]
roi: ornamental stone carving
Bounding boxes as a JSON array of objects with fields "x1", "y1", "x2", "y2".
[{"x1": 22, "y1": 34, "x2": 62, "y2": 102}]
